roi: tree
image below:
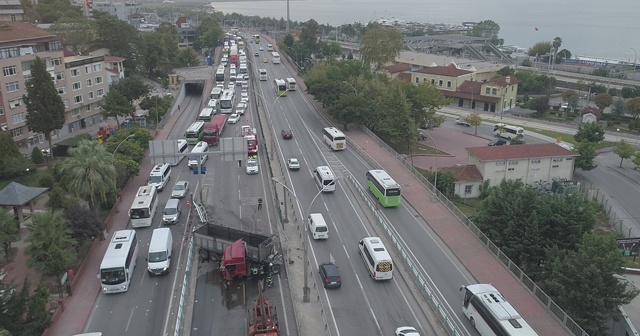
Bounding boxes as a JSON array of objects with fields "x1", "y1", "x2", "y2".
[
  {"x1": 329, "y1": 93, "x2": 371, "y2": 131},
  {"x1": 0, "y1": 209, "x2": 18, "y2": 261},
  {"x1": 109, "y1": 76, "x2": 151, "y2": 103},
  {"x1": 575, "y1": 122, "x2": 605, "y2": 143},
  {"x1": 34, "y1": 0, "x2": 82, "y2": 23},
  {"x1": 63, "y1": 204, "x2": 103, "y2": 246},
  {"x1": 468, "y1": 20, "x2": 503, "y2": 45},
  {"x1": 528, "y1": 41, "x2": 552, "y2": 59},
  {"x1": 399, "y1": 81, "x2": 449, "y2": 129},
  {"x1": 594, "y1": 93, "x2": 613, "y2": 110},
  {"x1": 299, "y1": 19, "x2": 320, "y2": 52},
  {"x1": 23, "y1": 284, "x2": 50, "y2": 335},
  {"x1": 633, "y1": 153, "x2": 640, "y2": 171},
  {"x1": 613, "y1": 139, "x2": 636, "y2": 167},
  {"x1": 59, "y1": 140, "x2": 116, "y2": 213},
  {"x1": 30, "y1": 147, "x2": 44, "y2": 165},
  {"x1": 94, "y1": 12, "x2": 141, "y2": 76},
  {"x1": 429, "y1": 170, "x2": 455, "y2": 198},
  {"x1": 509, "y1": 134, "x2": 526, "y2": 145},
  {"x1": 194, "y1": 16, "x2": 223, "y2": 50},
  {"x1": 176, "y1": 48, "x2": 200, "y2": 68},
  {"x1": 26, "y1": 210, "x2": 77, "y2": 277},
  {"x1": 612, "y1": 97, "x2": 626, "y2": 117},
  {"x1": 531, "y1": 96, "x2": 549, "y2": 114},
  {"x1": 556, "y1": 48, "x2": 572, "y2": 63},
  {"x1": 322, "y1": 42, "x2": 343, "y2": 63},
  {"x1": 101, "y1": 89, "x2": 134, "y2": 125},
  {"x1": 496, "y1": 66, "x2": 515, "y2": 76},
  {"x1": 283, "y1": 34, "x2": 294, "y2": 47},
  {"x1": 574, "y1": 142, "x2": 598, "y2": 171},
  {"x1": 141, "y1": 32, "x2": 171, "y2": 76},
  {"x1": 0, "y1": 131, "x2": 20, "y2": 158},
  {"x1": 360, "y1": 26, "x2": 403, "y2": 69},
  {"x1": 621, "y1": 86, "x2": 640, "y2": 99},
  {"x1": 23, "y1": 57, "x2": 65, "y2": 159},
  {"x1": 465, "y1": 112, "x2": 482, "y2": 134},
  {"x1": 45, "y1": 184, "x2": 76, "y2": 210},
  {"x1": 551, "y1": 37, "x2": 562, "y2": 56},
  {"x1": 541, "y1": 233, "x2": 638, "y2": 335},
  {"x1": 626, "y1": 97, "x2": 640, "y2": 119},
  {"x1": 49, "y1": 18, "x2": 94, "y2": 54}
]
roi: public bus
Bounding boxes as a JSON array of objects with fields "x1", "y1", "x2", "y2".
[
  {"x1": 358, "y1": 237, "x2": 393, "y2": 280},
  {"x1": 185, "y1": 121, "x2": 205, "y2": 144},
  {"x1": 271, "y1": 52, "x2": 280, "y2": 64},
  {"x1": 259, "y1": 69, "x2": 268, "y2": 81},
  {"x1": 460, "y1": 284, "x2": 539, "y2": 336},
  {"x1": 239, "y1": 63, "x2": 248, "y2": 75},
  {"x1": 197, "y1": 107, "x2": 215, "y2": 122},
  {"x1": 322, "y1": 127, "x2": 346, "y2": 151},
  {"x1": 210, "y1": 87, "x2": 222, "y2": 100},
  {"x1": 366, "y1": 169, "x2": 401, "y2": 207},
  {"x1": 99, "y1": 230, "x2": 138, "y2": 294},
  {"x1": 215, "y1": 66, "x2": 225, "y2": 82},
  {"x1": 219, "y1": 89, "x2": 235, "y2": 114},
  {"x1": 254, "y1": 34, "x2": 260, "y2": 44},
  {"x1": 188, "y1": 141, "x2": 209, "y2": 170},
  {"x1": 286, "y1": 78, "x2": 296, "y2": 91},
  {"x1": 129, "y1": 185, "x2": 158, "y2": 228},
  {"x1": 202, "y1": 114, "x2": 228, "y2": 146},
  {"x1": 493, "y1": 123, "x2": 524, "y2": 139},
  {"x1": 274, "y1": 79, "x2": 288, "y2": 97}
]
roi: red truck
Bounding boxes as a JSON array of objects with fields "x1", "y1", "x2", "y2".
[
  {"x1": 242, "y1": 125, "x2": 258, "y2": 155},
  {"x1": 202, "y1": 114, "x2": 227, "y2": 146}
]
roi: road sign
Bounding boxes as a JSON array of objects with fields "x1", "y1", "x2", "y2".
[{"x1": 150, "y1": 140, "x2": 181, "y2": 165}]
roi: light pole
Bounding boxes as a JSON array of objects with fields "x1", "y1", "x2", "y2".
[
  {"x1": 286, "y1": 46, "x2": 300, "y2": 67},
  {"x1": 112, "y1": 134, "x2": 135, "y2": 164},
  {"x1": 271, "y1": 177, "x2": 337, "y2": 303},
  {"x1": 631, "y1": 48, "x2": 638, "y2": 71},
  {"x1": 342, "y1": 81, "x2": 357, "y2": 94}
]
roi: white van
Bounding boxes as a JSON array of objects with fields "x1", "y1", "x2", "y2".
[
  {"x1": 162, "y1": 198, "x2": 181, "y2": 225},
  {"x1": 313, "y1": 166, "x2": 336, "y2": 192},
  {"x1": 267, "y1": 44, "x2": 273, "y2": 51},
  {"x1": 148, "y1": 164, "x2": 171, "y2": 191},
  {"x1": 172, "y1": 139, "x2": 189, "y2": 166},
  {"x1": 308, "y1": 213, "x2": 328, "y2": 239},
  {"x1": 188, "y1": 141, "x2": 209, "y2": 170},
  {"x1": 147, "y1": 228, "x2": 173, "y2": 275},
  {"x1": 358, "y1": 237, "x2": 393, "y2": 280}
]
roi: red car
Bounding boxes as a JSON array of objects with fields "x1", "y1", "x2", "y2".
[{"x1": 281, "y1": 129, "x2": 293, "y2": 139}]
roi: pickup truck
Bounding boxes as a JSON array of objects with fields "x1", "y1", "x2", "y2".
[{"x1": 455, "y1": 117, "x2": 471, "y2": 127}]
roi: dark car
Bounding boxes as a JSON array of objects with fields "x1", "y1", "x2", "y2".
[
  {"x1": 318, "y1": 262, "x2": 341, "y2": 288},
  {"x1": 281, "y1": 129, "x2": 293, "y2": 139},
  {"x1": 488, "y1": 138, "x2": 508, "y2": 146}
]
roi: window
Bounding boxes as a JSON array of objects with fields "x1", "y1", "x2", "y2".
[
  {"x1": 508, "y1": 160, "x2": 518, "y2": 165},
  {"x1": 57, "y1": 86, "x2": 67, "y2": 94},
  {"x1": 423, "y1": 78, "x2": 427, "y2": 82},
  {"x1": 566, "y1": 157, "x2": 573, "y2": 161},
  {"x1": 70, "y1": 68, "x2": 80, "y2": 77},
  {"x1": 88, "y1": 91, "x2": 94, "y2": 99},
  {"x1": 8, "y1": 98, "x2": 22, "y2": 108},
  {"x1": 447, "y1": 80, "x2": 452, "y2": 88},
  {"x1": 93, "y1": 64, "x2": 102, "y2": 72},
  {"x1": 485, "y1": 87, "x2": 490, "y2": 94},
  {"x1": 5, "y1": 81, "x2": 19, "y2": 92},
  {"x1": 23, "y1": 75, "x2": 32, "y2": 83},
  {"x1": 86, "y1": 104, "x2": 92, "y2": 112},
  {"x1": 72, "y1": 109, "x2": 80, "y2": 117},
  {"x1": 438, "y1": 79, "x2": 443, "y2": 87},
  {"x1": 63, "y1": 99, "x2": 69, "y2": 108},
  {"x1": 49, "y1": 41, "x2": 62, "y2": 52},
  {"x1": 495, "y1": 161, "x2": 505, "y2": 166},
  {"x1": 11, "y1": 113, "x2": 25, "y2": 124},
  {"x1": 21, "y1": 60, "x2": 33, "y2": 72},
  {"x1": 11, "y1": 127, "x2": 22, "y2": 137},
  {"x1": 72, "y1": 82, "x2": 81, "y2": 90},
  {"x1": 464, "y1": 185, "x2": 473, "y2": 194},
  {"x1": 55, "y1": 72, "x2": 65, "y2": 81},
  {"x1": 431, "y1": 79, "x2": 435, "y2": 85},
  {"x1": 74, "y1": 95, "x2": 83, "y2": 104},
  {"x1": 415, "y1": 77, "x2": 419, "y2": 84},
  {"x1": 0, "y1": 107, "x2": 4, "y2": 115},
  {"x1": 492, "y1": 88, "x2": 497, "y2": 94},
  {"x1": 86, "y1": 78, "x2": 93, "y2": 87},
  {"x1": 10, "y1": 14, "x2": 16, "y2": 21},
  {"x1": 508, "y1": 168, "x2": 515, "y2": 171},
  {"x1": 511, "y1": 86, "x2": 514, "y2": 92},
  {"x1": 552, "y1": 158, "x2": 563, "y2": 162},
  {"x1": 530, "y1": 159, "x2": 541, "y2": 164},
  {"x1": 97, "y1": 89, "x2": 104, "y2": 97},
  {"x1": 52, "y1": 58, "x2": 63, "y2": 66},
  {"x1": 3, "y1": 65, "x2": 16, "y2": 76},
  {"x1": 95, "y1": 76, "x2": 103, "y2": 84},
  {"x1": 85, "y1": 65, "x2": 91, "y2": 74},
  {"x1": 0, "y1": 47, "x2": 19, "y2": 59}
]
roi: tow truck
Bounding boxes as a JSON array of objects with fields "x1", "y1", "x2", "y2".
[{"x1": 249, "y1": 285, "x2": 280, "y2": 336}]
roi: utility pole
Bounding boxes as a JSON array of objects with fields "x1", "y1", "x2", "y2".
[{"x1": 286, "y1": 0, "x2": 290, "y2": 32}]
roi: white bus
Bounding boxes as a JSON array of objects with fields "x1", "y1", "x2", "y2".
[
  {"x1": 172, "y1": 139, "x2": 189, "y2": 166},
  {"x1": 197, "y1": 107, "x2": 215, "y2": 122},
  {"x1": 286, "y1": 78, "x2": 296, "y2": 91},
  {"x1": 313, "y1": 166, "x2": 336, "y2": 192},
  {"x1": 271, "y1": 52, "x2": 280, "y2": 64},
  {"x1": 239, "y1": 63, "x2": 248, "y2": 74},
  {"x1": 99, "y1": 230, "x2": 138, "y2": 294},
  {"x1": 215, "y1": 66, "x2": 225, "y2": 82},
  {"x1": 185, "y1": 121, "x2": 205, "y2": 145},
  {"x1": 259, "y1": 69, "x2": 267, "y2": 81},
  {"x1": 493, "y1": 123, "x2": 524, "y2": 139},
  {"x1": 461, "y1": 284, "x2": 539, "y2": 336},
  {"x1": 220, "y1": 89, "x2": 235, "y2": 114},
  {"x1": 210, "y1": 87, "x2": 222, "y2": 100},
  {"x1": 322, "y1": 127, "x2": 346, "y2": 150},
  {"x1": 188, "y1": 141, "x2": 209, "y2": 170},
  {"x1": 129, "y1": 185, "x2": 158, "y2": 228},
  {"x1": 358, "y1": 237, "x2": 393, "y2": 280}
]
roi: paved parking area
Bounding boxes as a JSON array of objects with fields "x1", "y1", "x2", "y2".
[{"x1": 412, "y1": 126, "x2": 490, "y2": 171}]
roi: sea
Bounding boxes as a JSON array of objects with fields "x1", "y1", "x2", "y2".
[{"x1": 210, "y1": 0, "x2": 640, "y2": 62}]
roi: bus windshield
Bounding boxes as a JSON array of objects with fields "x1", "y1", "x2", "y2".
[
  {"x1": 130, "y1": 208, "x2": 149, "y2": 219},
  {"x1": 100, "y1": 267, "x2": 126, "y2": 285}
]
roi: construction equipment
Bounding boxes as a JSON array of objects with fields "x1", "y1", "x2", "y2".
[{"x1": 248, "y1": 285, "x2": 280, "y2": 336}]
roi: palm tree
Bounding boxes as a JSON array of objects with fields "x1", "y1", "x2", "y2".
[
  {"x1": 59, "y1": 140, "x2": 116, "y2": 213},
  {"x1": 25, "y1": 210, "x2": 77, "y2": 277}
]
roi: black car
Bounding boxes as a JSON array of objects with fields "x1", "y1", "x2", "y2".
[
  {"x1": 318, "y1": 262, "x2": 341, "y2": 289},
  {"x1": 488, "y1": 138, "x2": 507, "y2": 146},
  {"x1": 281, "y1": 129, "x2": 293, "y2": 139}
]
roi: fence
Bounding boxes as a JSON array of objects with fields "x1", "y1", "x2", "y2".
[{"x1": 354, "y1": 126, "x2": 588, "y2": 336}]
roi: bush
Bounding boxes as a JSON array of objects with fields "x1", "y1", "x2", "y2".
[
  {"x1": 38, "y1": 173, "x2": 55, "y2": 189},
  {"x1": 31, "y1": 147, "x2": 45, "y2": 164}
]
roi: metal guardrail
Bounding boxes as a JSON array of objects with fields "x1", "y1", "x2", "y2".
[
  {"x1": 195, "y1": 202, "x2": 208, "y2": 225},
  {"x1": 347, "y1": 173, "x2": 463, "y2": 336},
  {"x1": 355, "y1": 126, "x2": 588, "y2": 336},
  {"x1": 173, "y1": 237, "x2": 194, "y2": 336}
]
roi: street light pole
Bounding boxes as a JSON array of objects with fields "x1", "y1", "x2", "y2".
[
  {"x1": 112, "y1": 134, "x2": 135, "y2": 164},
  {"x1": 271, "y1": 177, "x2": 337, "y2": 303}
]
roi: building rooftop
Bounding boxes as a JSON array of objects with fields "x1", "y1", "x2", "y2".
[
  {"x1": 0, "y1": 21, "x2": 57, "y2": 44},
  {"x1": 380, "y1": 63, "x2": 411, "y2": 74},
  {"x1": 466, "y1": 143, "x2": 578, "y2": 161},
  {"x1": 396, "y1": 50, "x2": 504, "y2": 73},
  {"x1": 105, "y1": 56, "x2": 125, "y2": 62},
  {"x1": 439, "y1": 165, "x2": 483, "y2": 182},
  {"x1": 415, "y1": 64, "x2": 473, "y2": 77}
]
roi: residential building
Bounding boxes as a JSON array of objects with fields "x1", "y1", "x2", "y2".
[
  {"x1": 176, "y1": 17, "x2": 196, "y2": 48},
  {"x1": 438, "y1": 164, "x2": 483, "y2": 198},
  {"x1": 91, "y1": 1, "x2": 142, "y2": 24},
  {"x1": 104, "y1": 56, "x2": 125, "y2": 83},
  {"x1": 465, "y1": 143, "x2": 578, "y2": 188},
  {"x1": 0, "y1": 0, "x2": 23, "y2": 22}
]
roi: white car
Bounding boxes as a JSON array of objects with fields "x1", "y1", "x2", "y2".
[
  {"x1": 395, "y1": 326, "x2": 421, "y2": 336},
  {"x1": 230, "y1": 63, "x2": 236, "y2": 70},
  {"x1": 216, "y1": 83, "x2": 224, "y2": 89},
  {"x1": 227, "y1": 83, "x2": 235, "y2": 90},
  {"x1": 229, "y1": 74, "x2": 237, "y2": 82},
  {"x1": 221, "y1": 57, "x2": 229, "y2": 66},
  {"x1": 235, "y1": 102, "x2": 247, "y2": 115},
  {"x1": 228, "y1": 114, "x2": 240, "y2": 124},
  {"x1": 243, "y1": 74, "x2": 250, "y2": 80},
  {"x1": 241, "y1": 97, "x2": 249, "y2": 104},
  {"x1": 287, "y1": 158, "x2": 300, "y2": 171},
  {"x1": 236, "y1": 79, "x2": 244, "y2": 86},
  {"x1": 241, "y1": 92, "x2": 249, "y2": 100},
  {"x1": 245, "y1": 159, "x2": 259, "y2": 175},
  {"x1": 259, "y1": 46, "x2": 264, "y2": 51},
  {"x1": 242, "y1": 82, "x2": 249, "y2": 90}
]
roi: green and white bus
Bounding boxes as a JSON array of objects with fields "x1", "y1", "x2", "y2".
[
  {"x1": 185, "y1": 121, "x2": 205, "y2": 145},
  {"x1": 274, "y1": 79, "x2": 288, "y2": 97},
  {"x1": 366, "y1": 169, "x2": 401, "y2": 207}
]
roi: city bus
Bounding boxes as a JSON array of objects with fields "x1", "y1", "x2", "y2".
[
  {"x1": 185, "y1": 121, "x2": 205, "y2": 144},
  {"x1": 197, "y1": 107, "x2": 215, "y2": 122},
  {"x1": 215, "y1": 66, "x2": 225, "y2": 82},
  {"x1": 129, "y1": 185, "x2": 158, "y2": 228},
  {"x1": 219, "y1": 89, "x2": 235, "y2": 114},
  {"x1": 460, "y1": 284, "x2": 539, "y2": 336},
  {"x1": 322, "y1": 127, "x2": 346, "y2": 150},
  {"x1": 254, "y1": 34, "x2": 260, "y2": 44},
  {"x1": 358, "y1": 237, "x2": 393, "y2": 280},
  {"x1": 493, "y1": 123, "x2": 524, "y2": 139},
  {"x1": 188, "y1": 141, "x2": 209, "y2": 170},
  {"x1": 271, "y1": 52, "x2": 280, "y2": 64},
  {"x1": 274, "y1": 79, "x2": 288, "y2": 97},
  {"x1": 210, "y1": 87, "x2": 222, "y2": 100},
  {"x1": 99, "y1": 230, "x2": 138, "y2": 293},
  {"x1": 286, "y1": 78, "x2": 296, "y2": 91},
  {"x1": 259, "y1": 69, "x2": 268, "y2": 81},
  {"x1": 366, "y1": 169, "x2": 401, "y2": 207},
  {"x1": 239, "y1": 63, "x2": 248, "y2": 75}
]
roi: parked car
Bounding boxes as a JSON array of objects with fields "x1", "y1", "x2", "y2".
[
  {"x1": 287, "y1": 158, "x2": 300, "y2": 170},
  {"x1": 281, "y1": 129, "x2": 293, "y2": 139},
  {"x1": 488, "y1": 138, "x2": 507, "y2": 146},
  {"x1": 455, "y1": 117, "x2": 471, "y2": 127},
  {"x1": 171, "y1": 181, "x2": 189, "y2": 198},
  {"x1": 395, "y1": 326, "x2": 421, "y2": 336},
  {"x1": 228, "y1": 114, "x2": 240, "y2": 124},
  {"x1": 318, "y1": 262, "x2": 341, "y2": 288}
]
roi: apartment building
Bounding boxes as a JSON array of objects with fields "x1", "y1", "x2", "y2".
[
  {"x1": 0, "y1": 0, "x2": 24, "y2": 22},
  {"x1": 0, "y1": 21, "x2": 111, "y2": 150}
]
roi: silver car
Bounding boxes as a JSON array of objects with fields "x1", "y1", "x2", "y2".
[{"x1": 171, "y1": 181, "x2": 189, "y2": 198}]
